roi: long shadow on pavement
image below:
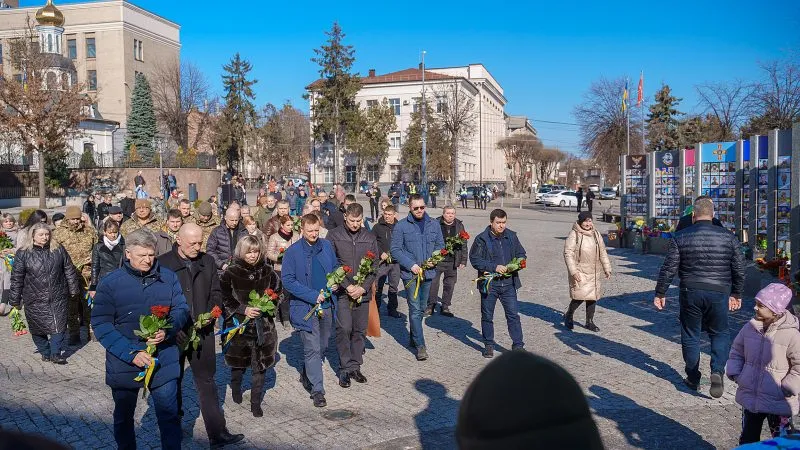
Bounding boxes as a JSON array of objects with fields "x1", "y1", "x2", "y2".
[
  {"x1": 589, "y1": 385, "x2": 714, "y2": 449},
  {"x1": 413, "y1": 379, "x2": 459, "y2": 450}
]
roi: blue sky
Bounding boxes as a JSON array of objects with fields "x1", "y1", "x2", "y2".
[{"x1": 22, "y1": 0, "x2": 800, "y2": 155}]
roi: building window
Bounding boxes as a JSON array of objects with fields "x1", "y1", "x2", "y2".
[
  {"x1": 366, "y1": 165, "x2": 380, "y2": 182},
  {"x1": 366, "y1": 99, "x2": 377, "y2": 109},
  {"x1": 412, "y1": 97, "x2": 421, "y2": 113},
  {"x1": 67, "y1": 38, "x2": 76, "y2": 59},
  {"x1": 389, "y1": 132, "x2": 401, "y2": 149},
  {"x1": 86, "y1": 37, "x2": 96, "y2": 58},
  {"x1": 133, "y1": 39, "x2": 143, "y2": 61},
  {"x1": 87, "y1": 70, "x2": 97, "y2": 91},
  {"x1": 345, "y1": 165, "x2": 356, "y2": 183},
  {"x1": 436, "y1": 96, "x2": 447, "y2": 113},
  {"x1": 323, "y1": 166, "x2": 334, "y2": 184},
  {"x1": 390, "y1": 165, "x2": 401, "y2": 182},
  {"x1": 389, "y1": 98, "x2": 400, "y2": 115}
]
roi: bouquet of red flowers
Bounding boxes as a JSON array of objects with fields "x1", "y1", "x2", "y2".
[
  {"x1": 406, "y1": 249, "x2": 449, "y2": 299},
  {"x1": 277, "y1": 247, "x2": 286, "y2": 262},
  {"x1": 133, "y1": 305, "x2": 173, "y2": 396},
  {"x1": 221, "y1": 289, "x2": 280, "y2": 348},
  {"x1": 445, "y1": 230, "x2": 470, "y2": 253},
  {"x1": 10, "y1": 307, "x2": 27, "y2": 336},
  {"x1": 350, "y1": 251, "x2": 377, "y2": 307},
  {"x1": 181, "y1": 305, "x2": 223, "y2": 352},
  {"x1": 473, "y1": 257, "x2": 527, "y2": 293},
  {"x1": 304, "y1": 266, "x2": 351, "y2": 320}
]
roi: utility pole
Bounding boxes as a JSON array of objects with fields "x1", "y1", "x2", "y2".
[
  {"x1": 478, "y1": 82, "x2": 483, "y2": 187},
  {"x1": 421, "y1": 50, "x2": 428, "y2": 204}
]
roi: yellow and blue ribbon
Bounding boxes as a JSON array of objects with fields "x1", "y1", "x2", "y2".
[
  {"x1": 217, "y1": 316, "x2": 249, "y2": 353},
  {"x1": 405, "y1": 271, "x2": 424, "y2": 299},
  {"x1": 2, "y1": 254, "x2": 13, "y2": 271},
  {"x1": 304, "y1": 289, "x2": 333, "y2": 320},
  {"x1": 134, "y1": 357, "x2": 159, "y2": 399}
]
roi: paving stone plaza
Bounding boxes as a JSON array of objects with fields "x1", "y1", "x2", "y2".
[{"x1": 0, "y1": 203, "x2": 754, "y2": 449}]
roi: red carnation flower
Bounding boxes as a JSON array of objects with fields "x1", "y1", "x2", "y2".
[
  {"x1": 440, "y1": 249, "x2": 448, "y2": 256},
  {"x1": 210, "y1": 305, "x2": 223, "y2": 319},
  {"x1": 459, "y1": 230, "x2": 470, "y2": 240},
  {"x1": 151, "y1": 305, "x2": 170, "y2": 319},
  {"x1": 520, "y1": 259, "x2": 527, "y2": 269},
  {"x1": 279, "y1": 247, "x2": 286, "y2": 253},
  {"x1": 365, "y1": 251, "x2": 376, "y2": 260},
  {"x1": 343, "y1": 265, "x2": 353, "y2": 274}
]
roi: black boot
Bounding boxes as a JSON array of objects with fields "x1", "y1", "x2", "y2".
[
  {"x1": 250, "y1": 370, "x2": 265, "y2": 417},
  {"x1": 564, "y1": 300, "x2": 581, "y2": 330},
  {"x1": 230, "y1": 369, "x2": 243, "y2": 404},
  {"x1": 585, "y1": 301, "x2": 599, "y2": 332}
]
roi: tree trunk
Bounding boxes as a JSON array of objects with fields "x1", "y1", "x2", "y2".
[{"x1": 37, "y1": 148, "x2": 46, "y2": 209}]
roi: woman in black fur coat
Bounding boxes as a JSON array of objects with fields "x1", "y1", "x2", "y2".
[{"x1": 220, "y1": 235, "x2": 280, "y2": 417}]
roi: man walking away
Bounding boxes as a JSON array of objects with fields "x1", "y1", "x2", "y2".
[
  {"x1": 469, "y1": 209, "x2": 527, "y2": 358},
  {"x1": 654, "y1": 197, "x2": 744, "y2": 398},
  {"x1": 427, "y1": 206, "x2": 467, "y2": 318},
  {"x1": 576, "y1": 188, "x2": 584, "y2": 213},
  {"x1": 373, "y1": 205, "x2": 402, "y2": 318},
  {"x1": 586, "y1": 189, "x2": 595, "y2": 214},
  {"x1": 391, "y1": 194, "x2": 444, "y2": 361},
  {"x1": 158, "y1": 224, "x2": 244, "y2": 449}
]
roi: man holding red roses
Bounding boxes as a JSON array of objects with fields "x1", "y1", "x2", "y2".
[
  {"x1": 327, "y1": 203, "x2": 380, "y2": 388},
  {"x1": 427, "y1": 206, "x2": 469, "y2": 318},
  {"x1": 469, "y1": 209, "x2": 527, "y2": 358},
  {"x1": 91, "y1": 229, "x2": 190, "y2": 449},
  {"x1": 158, "y1": 224, "x2": 244, "y2": 448}
]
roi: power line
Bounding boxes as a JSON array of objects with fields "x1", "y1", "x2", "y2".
[{"x1": 532, "y1": 119, "x2": 580, "y2": 126}]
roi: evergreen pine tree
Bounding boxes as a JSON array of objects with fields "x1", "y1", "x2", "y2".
[
  {"x1": 212, "y1": 53, "x2": 257, "y2": 172},
  {"x1": 79, "y1": 147, "x2": 97, "y2": 169},
  {"x1": 645, "y1": 84, "x2": 682, "y2": 151},
  {"x1": 125, "y1": 72, "x2": 157, "y2": 164}
]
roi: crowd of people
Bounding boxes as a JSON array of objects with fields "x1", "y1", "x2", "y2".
[{"x1": 1, "y1": 174, "x2": 795, "y2": 447}]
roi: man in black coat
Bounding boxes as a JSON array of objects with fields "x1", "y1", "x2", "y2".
[
  {"x1": 674, "y1": 200, "x2": 724, "y2": 231},
  {"x1": 427, "y1": 206, "x2": 468, "y2": 318},
  {"x1": 158, "y1": 224, "x2": 244, "y2": 449},
  {"x1": 207, "y1": 208, "x2": 248, "y2": 275},
  {"x1": 654, "y1": 197, "x2": 744, "y2": 398},
  {"x1": 585, "y1": 189, "x2": 595, "y2": 214},
  {"x1": 373, "y1": 204, "x2": 402, "y2": 318},
  {"x1": 576, "y1": 188, "x2": 584, "y2": 213},
  {"x1": 327, "y1": 203, "x2": 380, "y2": 388},
  {"x1": 329, "y1": 194, "x2": 356, "y2": 231}
]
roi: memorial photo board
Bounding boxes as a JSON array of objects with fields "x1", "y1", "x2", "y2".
[
  {"x1": 755, "y1": 136, "x2": 769, "y2": 256},
  {"x1": 700, "y1": 142, "x2": 737, "y2": 233},
  {"x1": 653, "y1": 150, "x2": 681, "y2": 227},
  {"x1": 625, "y1": 155, "x2": 648, "y2": 216},
  {"x1": 776, "y1": 130, "x2": 792, "y2": 257}
]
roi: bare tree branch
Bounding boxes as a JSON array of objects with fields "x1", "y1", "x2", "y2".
[{"x1": 695, "y1": 80, "x2": 754, "y2": 140}]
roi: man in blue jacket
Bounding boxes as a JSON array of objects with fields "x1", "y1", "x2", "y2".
[
  {"x1": 469, "y1": 209, "x2": 527, "y2": 358},
  {"x1": 390, "y1": 194, "x2": 445, "y2": 361},
  {"x1": 91, "y1": 229, "x2": 190, "y2": 450},
  {"x1": 281, "y1": 213, "x2": 339, "y2": 408}
]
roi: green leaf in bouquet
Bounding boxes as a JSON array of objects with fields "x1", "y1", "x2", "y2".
[
  {"x1": 249, "y1": 290, "x2": 259, "y2": 301},
  {"x1": 142, "y1": 315, "x2": 156, "y2": 330},
  {"x1": 133, "y1": 330, "x2": 145, "y2": 338}
]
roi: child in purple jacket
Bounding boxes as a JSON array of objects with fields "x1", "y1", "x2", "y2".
[{"x1": 727, "y1": 283, "x2": 800, "y2": 444}]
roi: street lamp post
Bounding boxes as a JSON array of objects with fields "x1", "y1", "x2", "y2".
[{"x1": 421, "y1": 50, "x2": 428, "y2": 204}]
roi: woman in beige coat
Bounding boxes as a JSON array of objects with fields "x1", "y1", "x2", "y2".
[
  {"x1": 563, "y1": 211, "x2": 611, "y2": 332},
  {"x1": 266, "y1": 215, "x2": 299, "y2": 273}
]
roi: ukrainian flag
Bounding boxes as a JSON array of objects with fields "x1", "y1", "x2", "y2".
[{"x1": 622, "y1": 80, "x2": 629, "y2": 113}]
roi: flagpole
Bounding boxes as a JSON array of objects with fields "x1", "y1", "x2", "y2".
[
  {"x1": 640, "y1": 71, "x2": 645, "y2": 153},
  {"x1": 626, "y1": 77, "x2": 630, "y2": 156}
]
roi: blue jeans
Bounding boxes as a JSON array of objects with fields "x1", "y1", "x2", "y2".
[
  {"x1": 31, "y1": 332, "x2": 64, "y2": 358},
  {"x1": 405, "y1": 279, "x2": 432, "y2": 348},
  {"x1": 300, "y1": 312, "x2": 333, "y2": 394},
  {"x1": 112, "y1": 379, "x2": 181, "y2": 450},
  {"x1": 480, "y1": 283, "x2": 524, "y2": 348},
  {"x1": 679, "y1": 288, "x2": 730, "y2": 383}
]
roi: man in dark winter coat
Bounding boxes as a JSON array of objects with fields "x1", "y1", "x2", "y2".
[
  {"x1": 674, "y1": 199, "x2": 724, "y2": 231},
  {"x1": 373, "y1": 204, "x2": 402, "y2": 318},
  {"x1": 470, "y1": 209, "x2": 527, "y2": 358},
  {"x1": 427, "y1": 206, "x2": 468, "y2": 318},
  {"x1": 327, "y1": 203, "x2": 380, "y2": 388},
  {"x1": 158, "y1": 224, "x2": 244, "y2": 449},
  {"x1": 318, "y1": 191, "x2": 339, "y2": 229},
  {"x1": 391, "y1": 194, "x2": 445, "y2": 361},
  {"x1": 585, "y1": 189, "x2": 595, "y2": 214},
  {"x1": 91, "y1": 229, "x2": 190, "y2": 450},
  {"x1": 155, "y1": 209, "x2": 183, "y2": 257},
  {"x1": 282, "y1": 213, "x2": 339, "y2": 408},
  {"x1": 576, "y1": 188, "x2": 584, "y2": 213},
  {"x1": 207, "y1": 208, "x2": 248, "y2": 275},
  {"x1": 328, "y1": 194, "x2": 355, "y2": 231},
  {"x1": 654, "y1": 197, "x2": 744, "y2": 398}
]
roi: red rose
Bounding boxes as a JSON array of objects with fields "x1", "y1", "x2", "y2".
[
  {"x1": 365, "y1": 251, "x2": 376, "y2": 260},
  {"x1": 279, "y1": 247, "x2": 286, "y2": 253},
  {"x1": 440, "y1": 249, "x2": 448, "y2": 256},
  {"x1": 343, "y1": 265, "x2": 353, "y2": 274},
  {"x1": 150, "y1": 305, "x2": 170, "y2": 319},
  {"x1": 520, "y1": 259, "x2": 527, "y2": 269},
  {"x1": 459, "y1": 230, "x2": 470, "y2": 240},
  {"x1": 210, "y1": 305, "x2": 223, "y2": 319}
]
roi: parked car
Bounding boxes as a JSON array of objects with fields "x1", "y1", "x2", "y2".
[
  {"x1": 534, "y1": 187, "x2": 553, "y2": 203},
  {"x1": 588, "y1": 184, "x2": 600, "y2": 193},
  {"x1": 542, "y1": 190, "x2": 587, "y2": 208},
  {"x1": 599, "y1": 187, "x2": 617, "y2": 200}
]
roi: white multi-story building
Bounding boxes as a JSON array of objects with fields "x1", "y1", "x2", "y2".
[{"x1": 308, "y1": 63, "x2": 531, "y2": 188}]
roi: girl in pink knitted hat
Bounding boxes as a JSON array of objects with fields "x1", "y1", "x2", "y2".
[{"x1": 727, "y1": 283, "x2": 800, "y2": 444}]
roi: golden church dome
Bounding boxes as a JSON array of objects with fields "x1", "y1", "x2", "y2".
[{"x1": 36, "y1": 0, "x2": 65, "y2": 28}]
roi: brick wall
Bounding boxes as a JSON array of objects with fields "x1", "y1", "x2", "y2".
[{"x1": 70, "y1": 168, "x2": 222, "y2": 200}]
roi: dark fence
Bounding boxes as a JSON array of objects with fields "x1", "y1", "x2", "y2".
[
  {"x1": 77, "y1": 149, "x2": 218, "y2": 170},
  {"x1": 0, "y1": 185, "x2": 65, "y2": 198}
]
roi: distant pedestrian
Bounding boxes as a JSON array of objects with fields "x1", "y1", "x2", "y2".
[
  {"x1": 563, "y1": 212, "x2": 611, "y2": 332},
  {"x1": 367, "y1": 183, "x2": 381, "y2": 220},
  {"x1": 460, "y1": 186, "x2": 469, "y2": 209},
  {"x1": 473, "y1": 187, "x2": 480, "y2": 209},
  {"x1": 576, "y1": 188, "x2": 584, "y2": 213},
  {"x1": 296, "y1": 186, "x2": 308, "y2": 213},
  {"x1": 654, "y1": 197, "x2": 744, "y2": 398},
  {"x1": 727, "y1": 283, "x2": 800, "y2": 444},
  {"x1": 428, "y1": 182, "x2": 438, "y2": 209},
  {"x1": 585, "y1": 189, "x2": 595, "y2": 214},
  {"x1": 134, "y1": 170, "x2": 146, "y2": 199},
  {"x1": 167, "y1": 169, "x2": 177, "y2": 196}
]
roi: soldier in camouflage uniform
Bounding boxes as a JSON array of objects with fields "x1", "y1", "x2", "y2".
[
  {"x1": 120, "y1": 198, "x2": 164, "y2": 237},
  {"x1": 52, "y1": 205, "x2": 98, "y2": 344},
  {"x1": 155, "y1": 209, "x2": 183, "y2": 256},
  {"x1": 150, "y1": 193, "x2": 168, "y2": 221},
  {"x1": 185, "y1": 201, "x2": 220, "y2": 252}
]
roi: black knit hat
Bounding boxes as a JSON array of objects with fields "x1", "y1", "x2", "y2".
[
  {"x1": 456, "y1": 351, "x2": 603, "y2": 450},
  {"x1": 578, "y1": 211, "x2": 593, "y2": 224}
]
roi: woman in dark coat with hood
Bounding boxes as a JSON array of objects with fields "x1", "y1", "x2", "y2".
[
  {"x1": 220, "y1": 235, "x2": 280, "y2": 417},
  {"x1": 89, "y1": 219, "x2": 125, "y2": 294},
  {"x1": 9, "y1": 222, "x2": 80, "y2": 364}
]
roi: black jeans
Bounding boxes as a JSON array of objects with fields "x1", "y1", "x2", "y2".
[
  {"x1": 480, "y1": 283, "x2": 524, "y2": 348},
  {"x1": 230, "y1": 367, "x2": 266, "y2": 407},
  {"x1": 31, "y1": 332, "x2": 65, "y2": 358},
  {"x1": 335, "y1": 298, "x2": 369, "y2": 373},
  {"x1": 113, "y1": 379, "x2": 181, "y2": 450},
  {"x1": 461, "y1": 196, "x2": 468, "y2": 208},
  {"x1": 429, "y1": 266, "x2": 458, "y2": 308},
  {"x1": 430, "y1": 195, "x2": 437, "y2": 208},
  {"x1": 177, "y1": 332, "x2": 227, "y2": 440},
  {"x1": 679, "y1": 288, "x2": 730, "y2": 383},
  {"x1": 369, "y1": 200, "x2": 379, "y2": 219},
  {"x1": 739, "y1": 408, "x2": 793, "y2": 444},
  {"x1": 377, "y1": 263, "x2": 401, "y2": 313},
  {"x1": 587, "y1": 200, "x2": 593, "y2": 213}
]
